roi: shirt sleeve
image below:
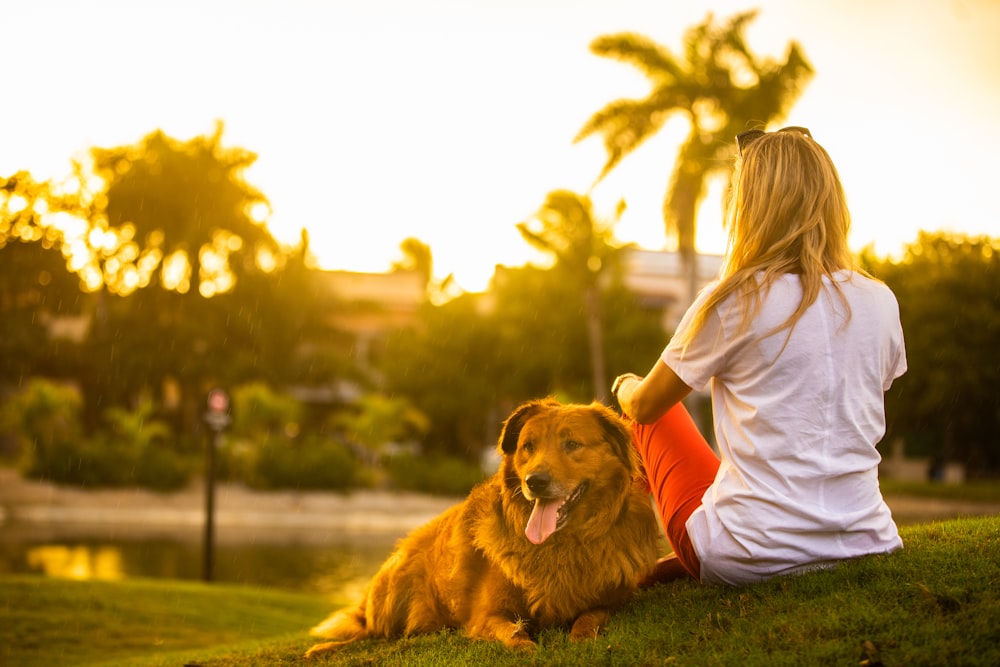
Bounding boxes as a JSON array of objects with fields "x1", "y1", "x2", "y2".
[
  {"x1": 875, "y1": 282, "x2": 908, "y2": 392},
  {"x1": 884, "y1": 314, "x2": 908, "y2": 391}
]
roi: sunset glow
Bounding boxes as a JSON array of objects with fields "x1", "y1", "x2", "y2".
[{"x1": 2, "y1": 0, "x2": 997, "y2": 292}]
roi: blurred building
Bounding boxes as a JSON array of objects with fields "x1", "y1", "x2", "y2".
[
  {"x1": 293, "y1": 250, "x2": 721, "y2": 407},
  {"x1": 289, "y1": 268, "x2": 427, "y2": 406},
  {"x1": 34, "y1": 252, "x2": 717, "y2": 346},
  {"x1": 621, "y1": 249, "x2": 724, "y2": 331},
  {"x1": 316, "y1": 269, "x2": 427, "y2": 337}
]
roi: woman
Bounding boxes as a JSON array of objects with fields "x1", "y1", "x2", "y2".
[{"x1": 612, "y1": 127, "x2": 906, "y2": 586}]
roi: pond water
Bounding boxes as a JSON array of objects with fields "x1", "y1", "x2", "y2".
[{"x1": 0, "y1": 524, "x2": 397, "y2": 600}]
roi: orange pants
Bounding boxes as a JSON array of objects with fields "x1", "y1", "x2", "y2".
[{"x1": 632, "y1": 402, "x2": 720, "y2": 579}]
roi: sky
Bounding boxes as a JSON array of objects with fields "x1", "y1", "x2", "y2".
[{"x1": 3, "y1": 0, "x2": 999, "y2": 292}]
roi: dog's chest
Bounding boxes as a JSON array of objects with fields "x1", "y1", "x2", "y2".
[{"x1": 499, "y1": 542, "x2": 629, "y2": 620}]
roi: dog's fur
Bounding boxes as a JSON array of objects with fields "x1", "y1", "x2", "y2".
[{"x1": 305, "y1": 398, "x2": 661, "y2": 658}]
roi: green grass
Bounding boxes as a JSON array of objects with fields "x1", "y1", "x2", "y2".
[
  {"x1": 3, "y1": 515, "x2": 999, "y2": 666},
  {"x1": 0, "y1": 577, "x2": 333, "y2": 667}
]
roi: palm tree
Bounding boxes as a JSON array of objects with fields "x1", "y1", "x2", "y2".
[
  {"x1": 393, "y1": 237, "x2": 434, "y2": 288},
  {"x1": 392, "y1": 236, "x2": 456, "y2": 303},
  {"x1": 577, "y1": 11, "x2": 813, "y2": 303},
  {"x1": 518, "y1": 190, "x2": 626, "y2": 402},
  {"x1": 89, "y1": 120, "x2": 275, "y2": 298}
]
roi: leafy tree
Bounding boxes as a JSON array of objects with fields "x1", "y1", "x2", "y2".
[
  {"x1": 380, "y1": 293, "x2": 502, "y2": 460},
  {"x1": 490, "y1": 261, "x2": 666, "y2": 404},
  {"x1": 600, "y1": 277, "x2": 673, "y2": 389},
  {"x1": 577, "y1": 11, "x2": 813, "y2": 300},
  {"x1": 0, "y1": 239, "x2": 88, "y2": 383},
  {"x1": 518, "y1": 190, "x2": 625, "y2": 403},
  {"x1": 381, "y1": 260, "x2": 667, "y2": 460},
  {"x1": 392, "y1": 237, "x2": 433, "y2": 288},
  {"x1": 489, "y1": 263, "x2": 596, "y2": 401},
  {"x1": 88, "y1": 122, "x2": 276, "y2": 297},
  {"x1": 0, "y1": 171, "x2": 58, "y2": 256},
  {"x1": 867, "y1": 232, "x2": 1000, "y2": 476},
  {"x1": 66, "y1": 125, "x2": 323, "y2": 434},
  {"x1": 0, "y1": 173, "x2": 89, "y2": 384},
  {"x1": 391, "y1": 236, "x2": 456, "y2": 303},
  {"x1": 4, "y1": 128, "x2": 347, "y2": 452}
]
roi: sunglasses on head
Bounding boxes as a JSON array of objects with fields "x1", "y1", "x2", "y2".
[{"x1": 736, "y1": 126, "x2": 812, "y2": 157}]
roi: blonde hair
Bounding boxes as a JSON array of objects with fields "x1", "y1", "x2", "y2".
[{"x1": 676, "y1": 130, "x2": 866, "y2": 347}]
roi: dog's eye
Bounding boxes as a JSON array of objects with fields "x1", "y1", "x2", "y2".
[
  {"x1": 522, "y1": 441, "x2": 535, "y2": 454},
  {"x1": 563, "y1": 439, "x2": 582, "y2": 453}
]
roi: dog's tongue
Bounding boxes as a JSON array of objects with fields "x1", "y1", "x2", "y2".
[{"x1": 525, "y1": 498, "x2": 565, "y2": 545}]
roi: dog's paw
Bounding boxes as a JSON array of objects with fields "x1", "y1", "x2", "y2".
[
  {"x1": 568, "y1": 624, "x2": 601, "y2": 641},
  {"x1": 569, "y1": 608, "x2": 609, "y2": 641},
  {"x1": 507, "y1": 636, "x2": 537, "y2": 652},
  {"x1": 505, "y1": 619, "x2": 536, "y2": 651}
]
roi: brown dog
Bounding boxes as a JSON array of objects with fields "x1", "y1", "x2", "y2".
[{"x1": 305, "y1": 398, "x2": 661, "y2": 658}]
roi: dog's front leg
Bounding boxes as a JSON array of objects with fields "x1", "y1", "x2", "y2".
[
  {"x1": 568, "y1": 607, "x2": 611, "y2": 641},
  {"x1": 461, "y1": 567, "x2": 536, "y2": 649},
  {"x1": 467, "y1": 613, "x2": 536, "y2": 650}
]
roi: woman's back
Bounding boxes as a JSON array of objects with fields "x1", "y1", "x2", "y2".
[{"x1": 673, "y1": 271, "x2": 907, "y2": 584}]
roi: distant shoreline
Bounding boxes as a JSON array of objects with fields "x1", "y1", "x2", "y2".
[
  {"x1": 2, "y1": 467, "x2": 998, "y2": 545},
  {"x1": 0, "y1": 467, "x2": 460, "y2": 544}
]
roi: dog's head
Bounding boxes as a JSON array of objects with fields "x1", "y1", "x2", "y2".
[{"x1": 497, "y1": 398, "x2": 640, "y2": 545}]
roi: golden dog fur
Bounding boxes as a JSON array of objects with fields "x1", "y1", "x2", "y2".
[{"x1": 305, "y1": 398, "x2": 661, "y2": 658}]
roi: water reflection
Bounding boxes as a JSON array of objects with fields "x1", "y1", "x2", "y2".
[
  {"x1": 27, "y1": 545, "x2": 126, "y2": 581},
  {"x1": 3, "y1": 534, "x2": 395, "y2": 598}
]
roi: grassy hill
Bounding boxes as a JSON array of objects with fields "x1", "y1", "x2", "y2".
[{"x1": 2, "y1": 514, "x2": 998, "y2": 667}]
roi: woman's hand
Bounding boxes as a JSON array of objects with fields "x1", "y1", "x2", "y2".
[{"x1": 612, "y1": 361, "x2": 693, "y2": 424}]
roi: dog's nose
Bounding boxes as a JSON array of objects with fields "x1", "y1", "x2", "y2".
[{"x1": 525, "y1": 472, "x2": 551, "y2": 496}]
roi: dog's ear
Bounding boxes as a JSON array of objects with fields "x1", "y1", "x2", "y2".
[
  {"x1": 497, "y1": 398, "x2": 558, "y2": 455},
  {"x1": 589, "y1": 401, "x2": 639, "y2": 474}
]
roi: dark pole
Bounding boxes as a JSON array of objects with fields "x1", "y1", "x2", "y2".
[
  {"x1": 203, "y1": 428, "x2": 217, "y2": 582},
  {"x1": 202, "y1": 388, "x2": 230, "y2": 583}
]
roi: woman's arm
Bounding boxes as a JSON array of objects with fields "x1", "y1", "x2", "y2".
[{"x1": 612, "y1": 360, "x2": 693, "y2": 424}]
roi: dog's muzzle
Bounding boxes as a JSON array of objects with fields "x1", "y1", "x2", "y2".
[{"x1": 523, "y1": 477, "x2": 588, "y2": 545}]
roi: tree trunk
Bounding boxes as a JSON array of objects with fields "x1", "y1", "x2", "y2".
[{"x1": 584, "y1": 286, "x2": 608, "y2": 404}]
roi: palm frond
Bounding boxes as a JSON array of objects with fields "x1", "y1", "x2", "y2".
[
  {"x1": 515, "y1": 221, "x2": 552, "y2": 255},
  {"x1": 575, "y1": 97, "x2": 671, "y2": 181},
  {"x1": 589, "y1": 32, "x2": 685, "y2": 83},
  {"x1": 734, "y1": 42, "x2": 814, "y2": 127},
  {"x1": 718, "y1": 10, "x2": 760, "y2": 57}
]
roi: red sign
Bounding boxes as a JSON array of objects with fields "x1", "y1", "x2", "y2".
[
  {"x1": 207, "y1": 389, "x2": 229, "y2": 413},
  {"x1": 204, "y1": 389, "x2": 231, "y2": 432}
]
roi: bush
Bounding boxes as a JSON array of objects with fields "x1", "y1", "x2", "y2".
[
  {"x1": 215, "y1": 436, "x2": 257, "y2": 483},
  {"x1": 2, "y1": 379, "x2": 193, "y2": 490},
  {"x1": 102, "y1": 399, "x2": 192, "y2": 491},
  {"x1": 22, "y1": 436, "x2": 103, "y2": 486},
  {"x1": 25, "y1": 431, "x2": 130, "y2": 487},
  {"x1": 0, "y1": 378, "x2": 84, "y2": 477},
  {"x1": 231, "y1": 382, "x2": 303, "y2": 439},
  {"x1": 384, "y1": 453, "x2": 487, "y2": 496},
  {"x1": 134, "y1": 443, "x2": 193, "y2": 491},
  {"x1": 20, "y1": 431, "x2": 193, "y2": 491},
  {"x1": 248, "y1": 435, "x2": 362, "y2": 491}
]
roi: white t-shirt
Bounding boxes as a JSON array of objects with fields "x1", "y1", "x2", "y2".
[{"x1": 663, "y1": 270, "x2": 906, "y2": 585}]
